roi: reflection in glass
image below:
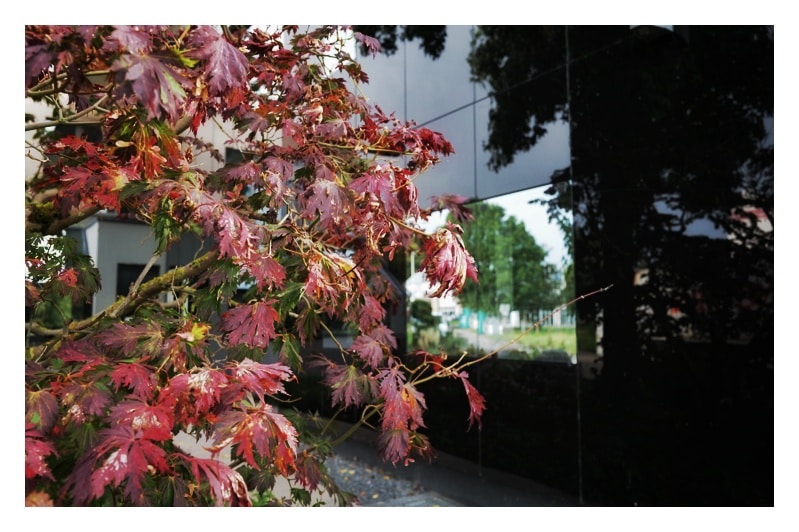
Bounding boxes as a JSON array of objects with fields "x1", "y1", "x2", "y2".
[
  {"x1": 407, "y1": 187, "x2": 575, "y2": 362},
  {"x1": 358, "y1": 25, "x2": 773, "y2": 505}
]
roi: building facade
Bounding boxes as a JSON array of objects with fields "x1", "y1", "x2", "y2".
[{"x1": 354, "y1": 25, "x2": 774, "y2": 506}]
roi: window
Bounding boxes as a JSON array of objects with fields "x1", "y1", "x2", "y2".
[{"x1": 117, "y1": 263, "x2": 161, "y2": 297}]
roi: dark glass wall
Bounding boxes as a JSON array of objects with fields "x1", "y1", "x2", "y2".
[
  {"x1": 565, "y1": 25, "x2": 774, "y2": 506},
  {"x1": 322, "y1": 26, "x2": 774, "y2": 506},
  {"x1": 408, "y1": 26, "x2": 773, "y2": 506}
]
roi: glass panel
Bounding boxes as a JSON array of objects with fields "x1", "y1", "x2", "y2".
[
  {"x1": 408, "y1": 186, "x2": 574, "y2": 362},
  {"x1": 364, "y1": 25, "x2": 773, "y2": 505},
  {"x1": 356, "y1": 25, "x2": 570, "y2": 204},
  {"x1": 565, "y1": 26, "x2": 774, "y2": 506}
]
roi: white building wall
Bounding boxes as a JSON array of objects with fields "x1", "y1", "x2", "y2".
[
  {"x1": 93, "y1": 218, "x2": 167, "y2": 313},
  {"x1": 84, "y1": 218, "x2": 99, "y2": 263}
]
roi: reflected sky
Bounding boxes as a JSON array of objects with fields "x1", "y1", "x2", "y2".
[
  {"x1": 352, "y1": 26, "x2": 572, "y2": 269},
  {"x1": 486, "y1": 188, "x2": 570, "y2": 267},
  {"x1": 355, "y1": 25, "x2": 571, "y2": 206}
]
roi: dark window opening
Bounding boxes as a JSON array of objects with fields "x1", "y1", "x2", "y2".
[{"x1": 117, "y1": 263, "x2": 161, "y2": 297}]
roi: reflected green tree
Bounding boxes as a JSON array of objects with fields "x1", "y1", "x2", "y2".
[{"x1": 454, "y1": 202, "x2": 561, "y2": 321}]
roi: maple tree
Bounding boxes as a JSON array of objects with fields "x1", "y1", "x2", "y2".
[{"x1": 24, "y1": 25, "x2": 485, "y2": 506}]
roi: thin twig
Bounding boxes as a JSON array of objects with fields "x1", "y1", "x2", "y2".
[
  {"x1": 410, "y1": 284, "x2": 615, "y2": 388},
  {"x1": 459, "y1": 284, "x2": 614, "y2": 369},
  {"x1": 130, "y1": 253, "x2": 163, "y2": 297}
]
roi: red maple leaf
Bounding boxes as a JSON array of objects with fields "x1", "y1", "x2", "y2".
[
  {"x1": 350, "y1": 166, "x2": 404, "y2": 218},
  {"x1": 376, "y1": 427, "x2": 410, "y2": 466},
  {"x1": 208, "y1": 403, "x2": 298, "y2": 476},
  {"x1": 221, "y1": 160, "x2": 261, "y2": 186},
  {"x1": 379, "y1": 368, "x2": 426, "y2": 433},
  {"x1": 52, "y1": 338, "x2": 107, "y2": 377},
  {"x1": 62, "y1": 448, "x2": 101, "y2": 505},
  {"x1": 161, "y1": 335, "x2": 185, "y2": 368},
  {"x1": 221, "y1": 300, "x2": 279, "y2": 349},
  {"x1": 216, "y1": 205, "x2": 262, "y2": 259},
  {"x1": 281, "y1": 71, "x2": 306, "y2": 100},
  {"x1": 358, "y1": 294, "x2": 387, "y2": 330},
  {"x1": 108, "y1": 400, "x2": 174, "y2": 440},
  {"x1": 57, "y1": 164, "x2": 122, "y2": 215},
  {"x1": 303, "y1": 256, "x2": 340, "y2": 308},
  {"x1": 97, "y1": 322, "x2": 164, "y2": 358},
  {"x1": 350, "y1": 335, "x2": 385, "y2": 368},
  {"x1": 353, "y1": 32, "x2": 383, "y2": 58},
  {"x1": 110, "y1": 362, "x2": 158, "y2": 401},
  {"x1": 365, "y1": 323, "x2": 397, "y2": 350},
  {"x1": 281, "y1": 117, "x2": 305, "y2": 146},
  {"x1": 293, "y1": 451, "x2": 324, "y2": 492},
  {"x1": 408, "y1": 431, "x2": 436, "y2": 463},
  {"x1": 242, "y1": 254, "x2": 286, "y2": 291},
  {"x1": 417, "y1": 127, "x2": 455, "y2": 156},
  {"x1": 60, "y1": 381, "x2": 112, "y2": 418},
  {"x1": 25, "y1": 42, "x2": 55, "y2": 89},
  {"x1": 315, "y1": 117, "x2": 350, "y2": 141},
  {"x1": 321, "y1": 363, "x2": 377, "y2": 409},
  {"x1": 181, "y1": 454, "x2": 251, "y2": 507},
  {"x1": 419, "y1": 223, "x2": 479, "y2": 298},
  {"x1": 226, "y1": 358, "x2": 293, "y2": 400},
  {"x1": 190, "y1": 192, "x2": 270, "y2": 264},
  {"x1": 25, "y1": 423, "x2": 57, "y2": 480},
  {"x1": 301, "y1": 179, "x2": 350, "y2": 227},
  {"x1": 25, "y1": 389, "x2": 59, "y2": 432},
  {"x1": 109, "y1": 25, "x2": 153, "y2": 54},
  {"x1": 111, "y1": 51, "x2": 190, "y2": 122},
  {"x1": 458, "y1": 371, "x2": 486, "y2": 430},
  {"x1": 188, "y1": 26, "x2": 249, "y2": 97},
  {"x1": 261, "y1": 156, "x2": 294, "y2": 204},
  {"x1": 89, "y1": 425, "x2": 171, "y2": 505},
  {"x1": 430, "y1": 193, "x2": 474, "y2": 223},
  {"x1": 159, "y1": 368, "x2": 229, "y2": 425},
  {"x1": 130, "y1": 130, "x2": 170, "y2": 180}
]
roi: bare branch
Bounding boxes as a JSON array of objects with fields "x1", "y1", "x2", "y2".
[
  {"x1": 106, "y1": 249, "x2": 220, "y2": 320},
  {"x1": 27, "y1": 69, "x2": 111, "y2": 96},
  {"x1": 129, "y1": 252, "x2": 163, "y2": 297},
  {"x1": 24, "y1": 204, "x2": 103, "y2": 236},
  {"x1": 25, "y1": 94, "x2": 111, "y2": 131}
]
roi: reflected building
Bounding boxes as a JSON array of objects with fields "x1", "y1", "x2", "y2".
[{"x1": 355, "y1": 25, "x2": 774, "y2": 506}]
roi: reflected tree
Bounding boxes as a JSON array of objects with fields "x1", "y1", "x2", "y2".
[
  {"x1": 357, "y1": 25, "x2": 774, "y2": 505},
  {"x1": 454, "y1": 202, "x2": 561, "y2": 320},
  {"x1": 470, "y1": 26, "x2": 774, "y2": 504}
]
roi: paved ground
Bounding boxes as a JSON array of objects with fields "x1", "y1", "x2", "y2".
[
  {"x1": 174, "y1": 422, "x2": 582, "y2": 507},
  {"x1": 331, "y1": 430, "x2": 581, "y2": 507},
  {"x1": 370, "y1": 492, "x2": 464, "y2": 507}
]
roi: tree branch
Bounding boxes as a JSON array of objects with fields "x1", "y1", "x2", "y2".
[
  {"x1": 106, "y1": 250, "x2": 220, "y2": 319},
  {"x1": 27, "y1": 70, "x2": 111, "y2": 95},
  {"x1": 49, "y1": 206, "x2": 103, "y2": 234},
  {"x1": 30, "y1": 250, "x2": 220, "y2": 343},
  {"x1": 25, "y1": 94, "x2": 111, "y2": 131},
  {"x1": 130, "y1": 253, "x2": 163, "y2": 297}
]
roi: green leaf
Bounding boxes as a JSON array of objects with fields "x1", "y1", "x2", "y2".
[
  {"x1": 278, "y1": 335, "x2": 302, "y2": 372},
  {"x1": 290, "y1": 487, "x2": 311, "y2": 506},
  {"x1": 275, "y1": 281, "x2": 305, "y2": 318}
]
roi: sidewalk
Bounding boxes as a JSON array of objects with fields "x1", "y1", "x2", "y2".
[
  {"x1": 332, "y1": 423, "x2": 581, "y2": 507},
  {"x1": 173, "y1": 421, "x2": 582, "y2": 507}
]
